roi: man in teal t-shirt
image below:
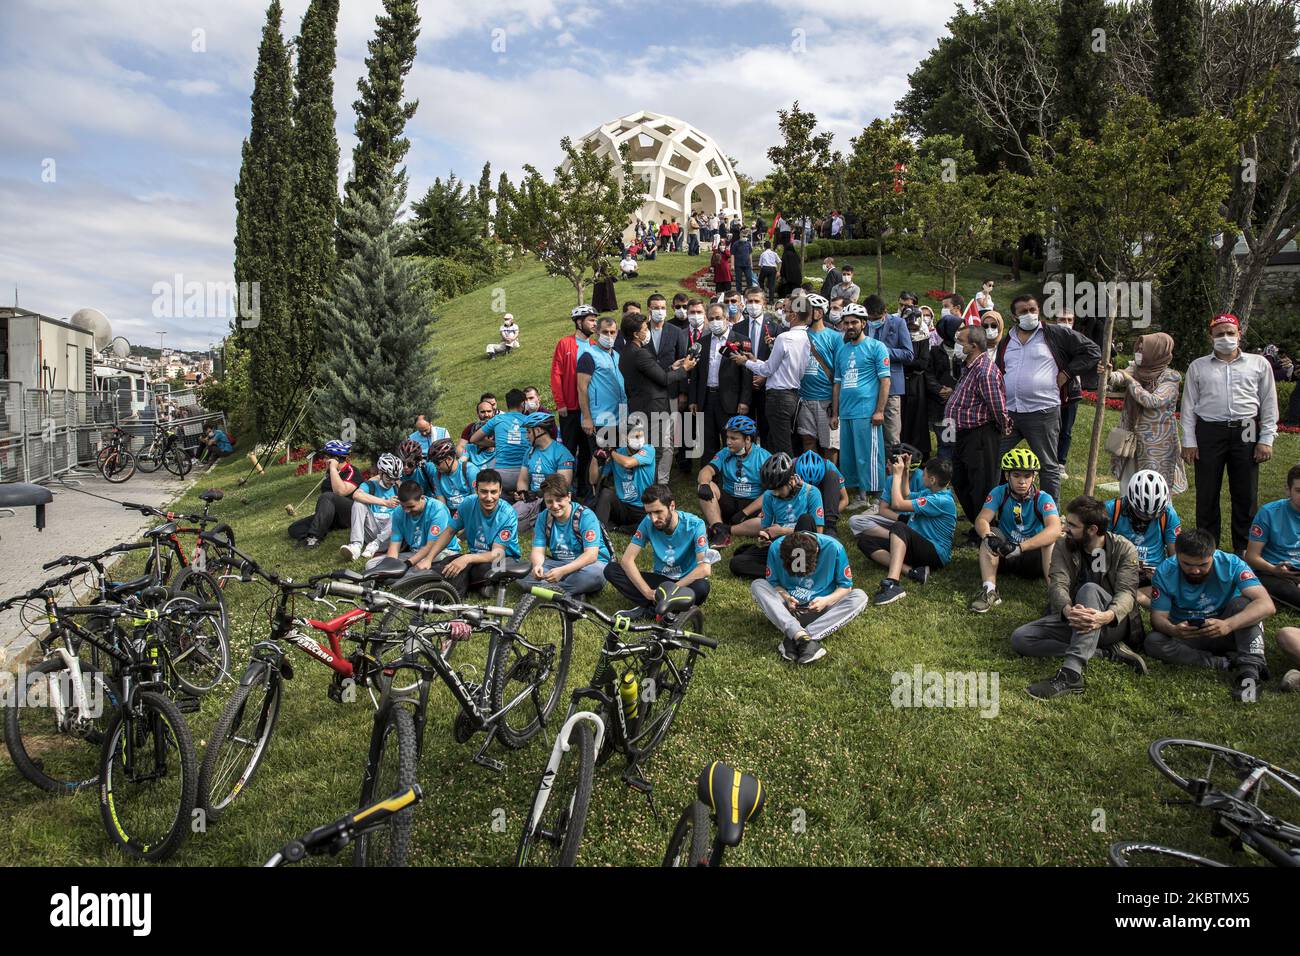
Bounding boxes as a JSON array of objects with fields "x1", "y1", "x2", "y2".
[{"x1": 470, "y1": 389, "x2": 531, "y2": 491}]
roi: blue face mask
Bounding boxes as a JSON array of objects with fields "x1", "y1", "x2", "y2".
[
  {"x1": 869, "y1": 318, "x2": 885, "y2": 330},
  {"x1": 728, "y1": 304, "x2": 739, "y2": 317}
]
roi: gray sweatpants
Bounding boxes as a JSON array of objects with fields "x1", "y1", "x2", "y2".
[
  {"x1": 884, "y1": 394, "x2": 902, "y2": 446},
  {"x1": 1001, "y1": 407, "x2": 1062, "y2": 502},
  {"x1": 848, "y1": 512, "x2": 893, "y2": 536},
  {"x1": 751, "y1": 579, "x2": 868, "y2": 641},
  {"x1": 1009, "y1": 582, "x2": 1132, "y2": 674},
  {"x1": 1143, "y1": 596, "x2": 1267, "y2": 671},
  {"x1": 350, "y1": 506, "x2": 393, "y2": 549}
]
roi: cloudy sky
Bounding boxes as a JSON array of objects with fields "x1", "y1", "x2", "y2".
[{"x1": 0, "y1": 0, "x2": 960, "y2": 349}]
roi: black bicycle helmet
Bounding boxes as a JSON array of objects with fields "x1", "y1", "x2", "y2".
[{"x1": 760, "y1": 452, "x2": 796, "y2": 490}]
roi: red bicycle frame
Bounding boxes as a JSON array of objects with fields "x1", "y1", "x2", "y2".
[{"x1": 288, "y1": 607, "x2": 374, "y2": 679}]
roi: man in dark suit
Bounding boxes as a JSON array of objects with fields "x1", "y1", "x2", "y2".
[
  {"x1": 642, "y1": 293, "x2": 689, "y2": 481},
  {"x1": 690, "y1": 302, "x2": 753, "y2": 466},
  {"x1": 620, "y1": 312, "x2": 696, "y2": 483},
  {"x1": 735, "y1": 287, "x2": 781, "y2": 445}
]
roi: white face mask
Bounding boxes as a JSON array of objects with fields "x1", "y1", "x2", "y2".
[
  {"x1": 688, "y1": 312, "x2": 705, "y2": 328},
  {"x1": 674, "y1": 307, "x2": 686, "y2": 319},
  {"x1": 745, "y1": 302, "x2": 763, "y2": 318},
  {"x1": 628, "y1": 437, "x2": 645, "y2": 452},
  {"x1": 1017, "y1": 313, "x2": 1040, "y2": 331},
  {"x1": 953, "y1": 342, "x2": 967, "y2": 360},
  {"x1": 822, "y1": 264, "x2": 831, "y2": 273},
  {"x1": 829, "y1": 309, "x2": 842, "y2": 323},
  {"x1": 650, "y1": 309, "x2": 666, "y2": 324},
  {"x1": 598, "y1": 333, "x2": 617, "y2": 349},
  {"x1": 1213, "y1": 334, "x2": 1238, "y2": 354},
  {"x1": 985, "y1": 328, "x2": 1000, "y2": 343},
  {"x1": 1131, "y1": 352, "x2": 1142, "y2": 366},
  {"x1": 708, "y1": 319, "x2": 727, "y2": 336},
  {"x1": 524, "y1": 399, "x2": 539, "y2": 412}
]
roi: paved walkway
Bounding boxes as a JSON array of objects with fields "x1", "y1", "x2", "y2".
[{"x1": 0, "y1": 467, "x2": 194, "y2": 670}]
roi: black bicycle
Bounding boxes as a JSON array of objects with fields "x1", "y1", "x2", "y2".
[
  {"x1": 516, "y1": 584, "x2": 715, "y2": 867},
  {"x1": 264, "y1": 786, "x2": 423, "y2": 867},
  {"x1": 664, "y1": 761, "x2": 765, "y2": 867},
  {"x1": 135, "y1": 424, "x2": 192, "y2": 478}
]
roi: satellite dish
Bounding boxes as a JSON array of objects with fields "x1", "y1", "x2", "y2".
[
  {"x1": 70, "y1": 308, "x2": 112, "y2": 351},
  {"x1": 109, "y1": 336, "x2": 131, "y2": 359}
]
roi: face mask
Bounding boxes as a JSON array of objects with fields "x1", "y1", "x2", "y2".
[
  {"x1": 829, "y1": 309, "x2": 842, "y2": 324},
  {"x1": 822, "y1": 264, "x2": 831, "y2": 273},
  {"x1": 689, "y1": 313, "x2": 705, "y2": 328},
  {"x1": 1017, "y1": 313, "x2": 1040, "y2": 331},
  {"x1": 599, "y1": 333, "x2": 617, "y2": 349},
  {"x1": 728, "y1": 304, "x2": 739, "y2": 317},
  {"x1": 524, "y1": 400, "x2": 539, "y2": 412},
  {"x1": 628, "y1": 437, "x2": 645, "y2": 452},
  {"x1": 745, "y1": 302, "x2": 762, "y2": 318},
  {"x1": 674, "y1": 308, "x2": 686, "y2": 319},
  {"x1": 650, "y1": 309, "x2": 666, "y2": 324},
  {"x1": 709, "y1": 319, "x2": 727, "y2": 336},
  {"x1": 985, "y1": 328, "x2": 999, "y2": 343},
  {"x1": 1132, "y1": 352, "x2": 1142, "y2": 366},
  {"x1": 868, "y1": 318, "x2": 884, "y2": 330},
  {"x1": 953, "y1": 342, "x2": 967, "y2": 360},
  {"x1": 1213, "y1": 335, "x2": 1238, "y2": 354}
]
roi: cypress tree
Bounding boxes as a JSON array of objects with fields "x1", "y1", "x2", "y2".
[
  {"x1": 1056, "y1": 0, "x2": 1109, "y2": 139},
  {"x1": 316, "y1": 172, "x2": 440, "y2": 458},
  {"x1": 287, "y1": 0, "x2": 339, "y2": 438},
  {"x1": 477, "y1": 161, "x2": 492, "y2": 234},
  {"x1": 495, "y1": 171, "x2": 514, "y2": 241},
  {"x1": 234, "y1": 0, "x2": 294, "y2": 441},
  {"x1": 338, "y1": 0, "x2": 421, "y2": 262}
]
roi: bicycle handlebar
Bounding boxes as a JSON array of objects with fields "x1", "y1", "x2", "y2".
[
  {"x1": 264, "y1": 786, "x2": 423, "y2": 866},
  {"x1": 524, "y1": 585, "x2": 718, "y2": 649}
]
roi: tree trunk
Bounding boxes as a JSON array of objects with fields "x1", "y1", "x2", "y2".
[
  {"x1": 1082, "y1": 294, "x2": 1120, "y2": 497},
  {"x1": 1011, "y1": 242, "x2": 1022, "y2": 282},
  {"x1": 575, "y1": 279, "x2": 585, "y2": 306},
  {"x1": 948, "y1": 267, "x2": 958, "y2": 294},
  {"x1": 875, "y1": 234, "x2": 884, "y2": 295}
]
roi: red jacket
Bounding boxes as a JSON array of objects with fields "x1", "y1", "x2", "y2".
[
  {"x1": 712, "y1": 249, "x2": 733, "y2": 282},
  {"x1": 551, "y1": 332, "x2": 588, "y2": 411}
]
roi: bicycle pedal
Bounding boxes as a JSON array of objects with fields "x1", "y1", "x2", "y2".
[
  {"x1": 176, "y1": 696, "x2": 201, "y2": 714},
  {"x1": 623, "y1": 774, "x2": 652, "y2": 794},
  {"x1": 472, "y1": 753, "x2": 505, "y2": 773},
  {"x1": 326, "y1": 682, "x2": 345, "y2": 704}
]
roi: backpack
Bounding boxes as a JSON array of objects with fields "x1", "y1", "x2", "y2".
[
  {"x1": 1109, "y1": 497, "x2": 1169, "y2": 537},
  {"x1": 995, "y1": 486, "x2": 1044, "y2": 530},
  {"x1": 543, "y1": 502, "x2": 615, "y2": 559}
]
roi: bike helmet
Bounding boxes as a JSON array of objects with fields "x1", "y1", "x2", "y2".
[
  {"x1": 429, "y1": 438, "x2": 456, "y2": 463},
  {"x1": 523, "y1": 411, "x2": 555, "y2": 430},
  {"x1": 375, "y1": 453, "x2": 403, "y2": 482},
  {"x1": 841, "y1": 303, "x2": 868, "y2": 319},
  {"x1": 571, "y1": 304, "x2": 598, "y2": 321},
  {"x1": 397, "y1": 438, "x2": 423, "y2": 463},
  {"x1": 322, "y1": 439, "x2": 353, "y2": 457},
  {"x1": 760, "y1": 452, "x2": 796, "y2": 490},
  {"x1": 724, "y1": 415, "x2": 757, "y2": 437},
  {"x1": 795, "y1": 449, "x2": 826, "y2": 485},
  {"x1": 805, "y1": 292, "x2": 829, "y2": 312},
  {"x1": 1126, "y1": 469, "x2": 1169, "y2": 521},
  {"x1": 1001, "y1": 447, "x2": 1040, "y2": 473}
]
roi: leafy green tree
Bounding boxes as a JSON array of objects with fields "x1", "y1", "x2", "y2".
[
  {"x1": 477, "y1": 161, "x2": 493, "y2": 235},
  {"x1": 495, "y1": 171, "x2": 515, "y2": 242},
  {"x1": 316, "y1": 173, "x2": 440, "y2": 459},
  {"x1": 502, "y1": 137, "x2": 643, "y2": 305},
  {"x1": 1055, "y1": 0, "x2": 1110, "y2": 139},
  {"x1": 893, "y1": 135, "x2": 990, "y2": 293},
  {"x1": 408, "y1": 173, "x2": 491, "y2": 260},
  {"x1": 985, "y1": 166, "x2": 1043, "y2": 283},
  {"x1": 845, "y1": 116, "x2": 914, "y2": 294},
  {"x1": 765, "y1": 101, "x2": 835, "y2": 262}
]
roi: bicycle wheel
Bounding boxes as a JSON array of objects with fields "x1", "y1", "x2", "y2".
[
  {"x1": 136, "y1": 449, "x2": 162, "y2": 473},
  {"x1": 4, "y1": 657, "x2": 110, "y2": 793},
  {"x1": 160, "y1": 593, "x2": 230, "y2": 695},
  {"x1": 98, "y1": 691, "x2": 198, "y2": 862},
  {"x1": 491, "y1": 594, "x2": 574, "y2": 748},
  {"x1": 627, "y1": 606, "x2": 703, "y2": 761},
  {"x1": 101, "y1": 449, "x2": 136, "y2": 483},
  {"x1": 1107, "y1": 841, "x2": 1226, "y2": 867},
  {"x1": 164, "y1": 446, "x2": 192, "y2": 477},
  {"x1": 517, "y1": 720, "x2": 594, "y2": 867},
  {"x1": 374, "y1": 578, "x2": 461, "y2": 693},
  {"x1": 1149, "y1": 738, "x2": 1300, "y2": 821},
  {"x1": 663, "y1": 800, "x2": 712, "y2": 867},
  {"x1": 353, "y1": 705, "x2": 418, "y2": 867},
  {"x1": 197, "y1": 667, "x2": 282, "y2": 821},
  {"x1": 172, "y1": 567, "x2": 229, "y2": 634}
]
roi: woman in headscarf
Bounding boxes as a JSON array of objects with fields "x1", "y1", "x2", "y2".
[
  {"x1": 901, "y1": 305, "x2": 934, "y2": 458},
  {"x1": 1104, "y1": 331, "x2": 1186, "y2": 492},
  {"x1": 925, "y1": 311, "x2": 962, "y2": 460}
]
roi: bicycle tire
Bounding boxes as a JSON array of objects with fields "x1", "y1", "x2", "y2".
[
  {"x1": 375, "y1": 578, "x2": 462, "y2": 691},
  {"x1": 136, "y1": 450, "x2": 163, "y2": 474},
  {"x1": 164, "y1": 446, "x2": 192, "y2": 477},
  {"x1": 161, "y1": 592, "x2": 230, "y2": 695},
  {"x1": 1107, "y1": 841, "x2": 1226, "y2": 867},
  {"x1": 172, "y1": 567, "x2": 229, "y2": 635},
  {"x1": 491, "y1": 594, "x2": 574, "y2": 748},
  {"x1": 627, "y1": 605, "x2": 704, "y2": 761},
  {"x1": 98, "y1": 691, "x2": 198, "y2": 862},
  {"x1": 663, "y1": 800, "x2": 712, "y2": 867},
  {"x1": 517, "y1": 720, "x2": 594, "y2": 867},
  {"x1": 1149, "y1": 738, "x2": 1300, "y2": 798},
  {"x1": 353, "y1": 705, "x2": 418, "y2": 867},
  {"x1": 101, "y1": 449, "x2": 136, "y2": 483},
  {"x1": 197, "y1": 668, "x2": 282, "y2": 821},
  {"x1": 3, "y1": 657, "x2": 108, "y2": 793}
]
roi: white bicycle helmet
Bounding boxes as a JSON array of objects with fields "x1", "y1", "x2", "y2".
[
  {"x1": 841, "y1": 302, "x2": 868, "y2": 319},
  {"x1": 375, "y1": 452, "x2": 404, "y2": 483},
  {"x1": 1126, "y1": 469, "x2": 1169, "y2": 521}
]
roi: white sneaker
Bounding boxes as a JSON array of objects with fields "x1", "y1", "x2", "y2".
[
  {"x1": 339, "y1": 542, "x2": 361, "y2": 562},
  {"x1": 863, "y1": 500, "x2": 881, "y2": 516},
  {"x1": 361, "y1": 539, "x2": 381, "y2": 559},
  {"x1": 1281, "y1": 669, "x2": 1300, "y2": 693}
]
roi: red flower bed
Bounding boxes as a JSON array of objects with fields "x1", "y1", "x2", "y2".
[{"x1": 682, "y1": 265, "x2": 715, "y2": 296}]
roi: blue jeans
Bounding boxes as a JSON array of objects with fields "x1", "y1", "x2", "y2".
[
  {"x1": 736, "y1": 261, "x2": 756, "y2": 291},
  {"x1": 519, "y1": 558, "x2": 607, "y2": 597}
]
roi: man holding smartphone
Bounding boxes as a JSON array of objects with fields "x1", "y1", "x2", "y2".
[
  {"x1": 1144, "y1": 528, "x2": 1275, "y2": 702},
  {"x1": 1244, "y1": 463, "x2": 1300, "y2": 611}
]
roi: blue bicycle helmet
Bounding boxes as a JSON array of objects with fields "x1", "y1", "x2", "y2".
[
  {"x1": 322, "y1": 439, "x2": 353, "y2": 457},
  {"x1": 795, "y1": 450, "x2": 826, "y2": 485},
  {"x1": 523, "y1": 411, "x2": 555, "y2": 429},
  {"x1": 724, "y1": 415, "x2": 757, "y2": 436}
]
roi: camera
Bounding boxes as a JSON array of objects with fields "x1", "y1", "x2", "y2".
[
  {"x1": 687, "y1": 341, "x2": 703, "y2": 361},
  {"x1": 899, "y1": 305, "x2": 922, "y2": 325},
  {"x1": 594, "y1": 447, "x2": 611, "y2": 464},
  {"x1": 887, "y1": 442, "x2": 922, "y2": 464}
]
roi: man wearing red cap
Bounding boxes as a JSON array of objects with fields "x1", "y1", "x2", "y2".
[{"x1": 1180, "y1": 312, "x2": 1279, "y2": 554}]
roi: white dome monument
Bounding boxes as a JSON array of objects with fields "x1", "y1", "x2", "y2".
[{"x1": 576, "y1": 110, "x2": 742, "y2": 242}]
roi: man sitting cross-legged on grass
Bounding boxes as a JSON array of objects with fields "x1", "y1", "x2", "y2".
[
  {"x1": 730, "y1": 452, "x2": 824, "y2": 579},
  {"x1": 605, "y1": 483, "x2": 712, "y2": 617},
  {"x1": 1144, "y1": 527, "x2": 1275, "y2": 702},
  {"x1": 339, "y1": 453, "x2": 403, "y2": 562},
  {"x1": 1244, "y1": 463, "x2": 1300, "y2": 613},
  {"x1": 409, "y1": 468, "x2": 520, "y2": 595},
  {"x1": 698, "y1": 414, "x2": 770, "y2": 547},
  {"x1": 1104, "y1": 469, "x2": 1182, "y2": 608},
  {"x1": 517, "y1": 475, "x2": 611, "y2": 597},
  {"x1": 856, "y1": 453, "x2": 958, "y2": 605},
  {"x1": 752, "y1": 527, "x2": 868, "y2": 665},
  {"x1": 1010, "y1": 494, "x2": 1148, "y2": 700},
  {"x1": 968, "y1": 447, "x2": 1061, "y2": 613},
  {"x1": 595, "y1": 420, "x2": 655, "y2": 533},
  {"x1": 366, "y1": 480, "x2": 458, "y2": 571},
  {"x1": 287, "y1": 439, "x2": 359, "y2": 549},
  {"x1": 512, "y1": 411, "x2": 574, "y2": 525}
]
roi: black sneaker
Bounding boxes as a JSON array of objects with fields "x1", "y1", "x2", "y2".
[
  {"x1": 906, "y1": 566, "x2": 930, "y2": 585},
  {"x1": 304, "y1": 536, "x2": 320, "y2": 549},
  {"x1": 778, "y1": 636, "x2": 798, "y2": 661},
  {"x1": 872, "y1": 579, "x2": 906, "y2": 605},
  {"x1": 1103, "y1": 642, "x2": 1148, "y2": 676},
  {"x1": 616, "y1": 606, "x2": 653, "y2": 622},
  {"x1": 1027, "y1": 667, "x2": 1084, "y2": 700},
  {"x1": 797, "y1": 639, "x2": 827, "y2": 664}
]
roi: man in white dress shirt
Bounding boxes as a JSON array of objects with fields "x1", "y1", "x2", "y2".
[{"x1": 1181, "y1": 312, "x2": 1278, "y2": 554}]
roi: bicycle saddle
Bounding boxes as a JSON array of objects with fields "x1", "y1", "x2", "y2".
[
  {"x1": 199, "y1": 489, "x2": 224, "y2": 503},
  {"x1": 698, "y1": 761, "x2": 764, "y2": 847},
  {"x1": 143, "y1": 521, "x2": 178, "y2": 538},
  {"x1": 105, "y1": 575, "x2": 153, "y2": 597},
  {"x1": 362, "y1": 557, "x2": 408, "y2": 582},
  {"x1": 482, "y1": 560, "x2": 532, "y2": 584},
  {"x1": 654, "y1": 584, "x2": 694, "y2": 619}
]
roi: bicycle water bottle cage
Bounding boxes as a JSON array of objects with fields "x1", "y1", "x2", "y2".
[{"x1": 698, "y1": 761, "x2": 765, "y2": 847}]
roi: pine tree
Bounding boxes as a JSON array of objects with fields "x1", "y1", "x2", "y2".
[
  {"x1": 338, "y1": 0, "x2": 420, "y2": 262},
  {"x1": 409, "y1": 173, "x2": 488, "y2": 259},
  {"x1": 234, "y1": 0, "x2": 294, "y2": 441},
  {"x1": 495, "y1": 171, "x2": 515, "y2": 241},
  {"x1": 477, "y1": 161, "x2": 493, "y2": 235},
  {"x1": 316, "y1": 172, "x2": 440, "y2": 458},
  {"x1": 1056, "y1": 0, "x2": 1110, "y2": 139},
  {"x1": 287, "y1": 0, "x2": 339, "y2": 438}
]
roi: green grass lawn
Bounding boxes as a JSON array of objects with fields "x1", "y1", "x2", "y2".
[{"x1": 1, "y1": 251, "x2": 1296, "y2": 867}]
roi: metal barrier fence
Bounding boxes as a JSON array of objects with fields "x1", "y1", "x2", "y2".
[{"x1": 0, "y1": 380, "x2": 226, "y2": 483}]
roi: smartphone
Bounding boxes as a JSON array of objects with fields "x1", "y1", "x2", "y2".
[{"x1": 1185, "y1": 617, "x2": 1206, "y2": 628}]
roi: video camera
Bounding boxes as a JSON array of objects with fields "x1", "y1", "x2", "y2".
[
  {"x1": 887, "y1": 442, "x2": 923, "y2": 465},
  {"x1": 687, "y1": 341, "x2": 703, "y2": 361},
  {"x1": 899, "y1": 305, "x2": 923, "y2": 326}
]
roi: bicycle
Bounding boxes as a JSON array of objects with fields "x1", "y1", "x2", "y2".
[
  {"x1": 135, "y1": 424, "x2": 192, "y2": 478},
  {"x1": 95, "y1": 425, "x2": 136, "y2": 483},
  {"x1": 1145, "y1": 738, "x2": 1300, "y2": 867},
  {"x1": 663, "y1": 761, "x2": 765, "y2": 867},
  {"x1": 1107, "y1": 841, "x2": 1226, "y2": 867},
  {"x1": 515, "y1": 584, "x2": 715, "y2": 867},
  {"x1": 264, "y1": 786, "x2": 423, "y2": 867}
]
